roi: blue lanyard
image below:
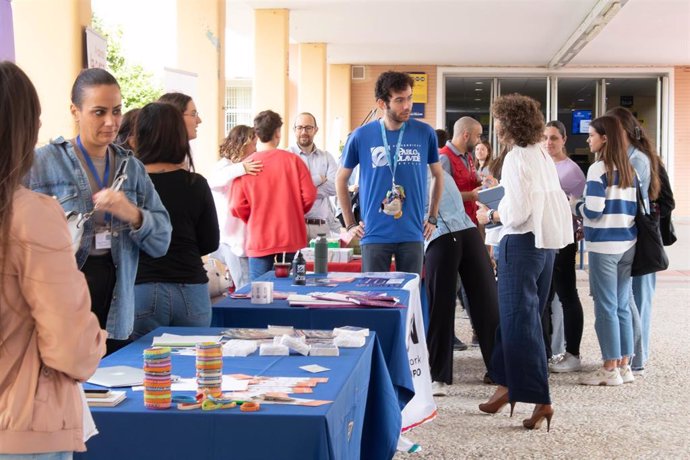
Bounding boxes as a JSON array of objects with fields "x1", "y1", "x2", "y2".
[
  {"x1": 76, "y1": 135, "x2": 110, "y2": 190},
  {"x1": 379, "y1": 119, "x2": 406, "y2": 187}
]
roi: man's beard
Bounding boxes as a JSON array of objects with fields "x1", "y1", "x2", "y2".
[
  {"x1": 298, "y1": 136, "x2": 313, "y2": 149},
  {"x1": 386, "y1": 107, "x2": 410, "y2": 124}
]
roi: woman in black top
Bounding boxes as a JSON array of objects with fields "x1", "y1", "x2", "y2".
[{"x1": 131, "y1": 102, "x2": 219, "y2": 339}]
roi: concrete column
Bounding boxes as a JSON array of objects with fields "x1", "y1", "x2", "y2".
[
  {"x1": 326, "y1": 64, "x2": 351, "y2": 159},
  {"x1": 297, "y1": 43, "x2": 326, "y2": 148},
  {"x1": 254, "y1": 8, "x2": 289, "y2": 145},
  {"x1": 13, "y1": 0, "x2": 92, "y2": 144},
  {"x1": 176, "y1": 0, "x2": 225, "y2": 176}
]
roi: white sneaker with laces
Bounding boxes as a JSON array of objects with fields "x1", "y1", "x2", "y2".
[
  {"x1": 579, "y1": 366, "x2": 623, "y2": 386},
  {"x1": 549, "y1": 352, "x2": 582, "y2": 373},
  {"x1": 431, "y1": 381, "x2": 448, "y2": 396},
  {"x1": 619, "y1": 365, "x2": 635, "y2": 384}
]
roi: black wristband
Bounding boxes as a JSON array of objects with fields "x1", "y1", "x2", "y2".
[{"x1": 346, "y1": 223, "x2": 357, "y2": 231}]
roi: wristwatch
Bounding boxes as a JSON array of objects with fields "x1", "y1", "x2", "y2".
[{"x1": 427, "y1": 216, "x2": 438, "y2": 225}]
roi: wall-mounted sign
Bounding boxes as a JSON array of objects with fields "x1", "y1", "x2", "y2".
[
  {"x1": 411, "y1": 103, "x2": 425, "y2": 118},
  {"x1": 85, "y1": 27, "x2": 107, "y2": 69},
  {"x1": 408, "y1": 72, "x2": 428, "y2": 104}
]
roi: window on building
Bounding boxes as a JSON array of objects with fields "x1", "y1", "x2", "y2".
[{"x1": 224, "y1": 81, "x2": 253, "y2": 135}]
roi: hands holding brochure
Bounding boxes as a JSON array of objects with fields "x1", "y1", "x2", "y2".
[{"x1": 476, "y1": 185, "x2": 504, "y2": 226}]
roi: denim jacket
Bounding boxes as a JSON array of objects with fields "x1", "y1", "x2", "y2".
[
  {"x1": 24, "y1": 137, "x2": 172, "y2": 339},
  {"x1": 628, "y1": 145, "x2": 650, "y2": 211},
  {"x1": 424, "y1": 169, "x2": 475, "y2": 251}
]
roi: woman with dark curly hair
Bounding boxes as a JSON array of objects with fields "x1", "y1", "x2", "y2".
[
  {"x1": 208, "y1": 125, "x2": 262, "y2": 289},
  {"x1": 476, "y1": 94, "x2": 572, "y2": 431}
]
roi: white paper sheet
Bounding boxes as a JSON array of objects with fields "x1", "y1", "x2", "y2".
[{"x1": 152, "y1": 333, "x2": 223, "y2": 347}]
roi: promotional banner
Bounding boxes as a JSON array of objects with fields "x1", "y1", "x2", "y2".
[
  {"x1": 85, "y1": 27, "x2": 107, "y2": 69},
  {"x1": 401, "y1": 275, "x2": 437, "y2": 431}
]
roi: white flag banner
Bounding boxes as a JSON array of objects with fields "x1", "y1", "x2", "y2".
[{"x1": 401, "y1": 275, "x2": 437, "y2": 431}]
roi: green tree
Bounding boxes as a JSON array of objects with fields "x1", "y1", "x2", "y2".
[{"x1": 91, "y1": 16, "x2": 162, "y2": 110}]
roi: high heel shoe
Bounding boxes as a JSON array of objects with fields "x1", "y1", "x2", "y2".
[
  {"x1": 478, "y1": 386, "x2": 515, "y2": 415},
  {"x1": 522, "y1": 404, "x2": 554, "y2": 432}
]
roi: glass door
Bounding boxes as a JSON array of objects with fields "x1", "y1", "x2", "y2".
[{"x1": 444, "y1": 76, "x2": 492, "y2": 137}]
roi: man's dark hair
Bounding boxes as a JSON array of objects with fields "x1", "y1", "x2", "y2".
[
  {"x1": 435, "y1": 128, "x2": 449, "y2": 147},
  {"x1": 253, "y1": 110, "x2": 283, "y2": 143},
  {"x1": 375, "y1": 71, "x2": 414, "y2": 104}
]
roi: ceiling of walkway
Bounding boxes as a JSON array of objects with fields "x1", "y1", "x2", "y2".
[{"x1": 227, "y1": 0, "x2": 690, "y2": 67}]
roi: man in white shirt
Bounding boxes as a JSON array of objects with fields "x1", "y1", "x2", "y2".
[{"x1": 288, "y1": 112, "x2": 339, "y2": 240}]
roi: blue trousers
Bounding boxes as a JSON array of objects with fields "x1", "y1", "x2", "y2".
[
  {"x1": 588, "y1": 246, "x2": 635, "y2": 361},
  {"x1": 490, "y1": 233, "x2": 555, "y2": 404},
  {"x1": 630, "y1": 272, "x2": 656, "y2": 369},
  {"x1": 361, "y1": 242, "x2": 424, "y2": 275}
]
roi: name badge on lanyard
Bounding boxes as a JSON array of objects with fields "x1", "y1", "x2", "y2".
[
  {"x1": 379, "y1": 120, "x2": 407, "y2": 219},
  {"x1": 77, "y1": 135, "x2": 112, "y2": 249}
]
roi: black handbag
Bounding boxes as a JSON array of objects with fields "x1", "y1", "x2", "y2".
[
  {"x1": 655, "y1": 164, "x2": 677, "y2": 246},
  {"x1": 631, "y1": 183, "x2": 669, "y2": 277}
]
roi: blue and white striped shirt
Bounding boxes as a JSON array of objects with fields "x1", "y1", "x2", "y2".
[{"x1": 574, "y1": 161, "x2": 637, "y2": 254}]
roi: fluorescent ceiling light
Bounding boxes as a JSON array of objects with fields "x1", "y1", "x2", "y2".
[{"x1": 548, "y1": 0, "x2": 628, "y2": 69}]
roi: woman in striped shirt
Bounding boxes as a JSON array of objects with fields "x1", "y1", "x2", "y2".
[{"x1": 573, "y1": 115, "x2": 638, "y2": 386}]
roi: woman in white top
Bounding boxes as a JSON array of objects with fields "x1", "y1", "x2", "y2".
[
  {"x1": 476, "y1": 94, "x2": 573, "y2": 432},
  {"x1": 208, "y1": 125, "x2": 262, "y2": 290}
]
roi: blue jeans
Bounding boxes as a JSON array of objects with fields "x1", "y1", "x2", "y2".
[
  {"x1": 0, "y1": 454, "x2": 72, "y2": 460},
  {"x1": 248, "y1": 253, "x2": 295, "y2": 282},
  {"x1": 630, "y1": 273, "x2": 656, "y2": 369},
  {"x1": 361, "y1": 242, "x2": 424, "y2": 275},
  {"x1": 588, "y1": 246, "x2": 635, "y2": 361},
  {"x1": 131, "y1": 282, "x2": 211, "y2": 340},
  {"x1": 490, "y1": 233, "x2": 555, "y2": 404}
]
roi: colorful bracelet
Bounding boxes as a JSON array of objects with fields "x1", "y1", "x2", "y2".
[{"x1": 240, "y1": 401, "x2": 260, "y2": 412}]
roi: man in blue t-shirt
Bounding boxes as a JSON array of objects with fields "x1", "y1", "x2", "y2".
[{"x1": 336, "y1": 71, "x2": 443, "y2": 275}]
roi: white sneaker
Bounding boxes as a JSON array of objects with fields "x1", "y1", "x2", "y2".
[
  {"x1": 579, "y1": 367, "x2": 623, "y2": 386},
  {"x1": 632, "y1": 367, "x2": 645, "y2": 377},
  {"x1": 549, "y1": 352, "x2": 582, "y2": 373},
  {"x1": 619, "y1": 365, "x2": 635, "y2": 384},
  {"x1": 431, "y1": 381, "x2": 448, "y2": 396}
]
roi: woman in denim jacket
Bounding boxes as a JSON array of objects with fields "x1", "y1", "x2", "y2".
[
  {"x1": 607, "y1": 106, "x2": 662, "y2": 376},
  {"x1": 24, "y1": 69, "x2": 171, "y2": 353}
]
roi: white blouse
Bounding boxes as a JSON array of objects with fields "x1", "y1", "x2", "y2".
[{"x1": 496, "y1": 144, "x2": 573, "y2": 249}]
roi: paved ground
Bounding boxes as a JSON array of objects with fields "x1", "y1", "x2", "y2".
[{"x1": 396, "y1": 222, "x2": 690, "y2": 459}]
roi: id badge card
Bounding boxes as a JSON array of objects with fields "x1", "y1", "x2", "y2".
[
  {"x1": 381, "y1": 184, "x2": 406, "y2": 219},
  {"x1": 95, "y1": 229, "x2": 112, "y2": 250}
]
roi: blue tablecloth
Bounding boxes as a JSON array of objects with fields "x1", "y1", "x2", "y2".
[
  {"x1": 212, "y1": 273, "x2": 416, "y2": 410},
  {"x1": 77, "y1": 327, "x2": 401, "y2": 460}
]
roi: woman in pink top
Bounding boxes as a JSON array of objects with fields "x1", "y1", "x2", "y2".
[
  {"x1": 542, "y1": 120, "x2": 586, "y2": 372},
  {"x1": 0, "y1": 63, "x2": 106, "y2": 458}
]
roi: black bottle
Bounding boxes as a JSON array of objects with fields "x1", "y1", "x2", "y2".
[{"x1": 293, "y1": 250, "x2": 306, "y2": 285}]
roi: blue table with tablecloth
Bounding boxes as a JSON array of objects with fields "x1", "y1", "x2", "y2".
[
  {"x1": 77, "y1": 327, "x2": 400, "y2": 460},
  {"x1": 211, "y1": 272, "x2": 436, "y2": 432}
]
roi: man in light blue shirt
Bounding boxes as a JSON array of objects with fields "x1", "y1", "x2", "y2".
[{"x1": 289, "y1": 112, "x2": 339, "y2": 240}]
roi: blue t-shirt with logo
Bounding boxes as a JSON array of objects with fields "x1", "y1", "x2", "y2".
[{"x1": 342, "y1": 118, "x2": 439, "y2": 244}]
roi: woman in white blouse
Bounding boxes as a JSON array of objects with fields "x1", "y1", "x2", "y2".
[
  {"x1": 476, "y1": 94, "x2": 573, "y2": 432},
  {"x1": 208, "y1": 125, "x2": 262, "y2": 289}
]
